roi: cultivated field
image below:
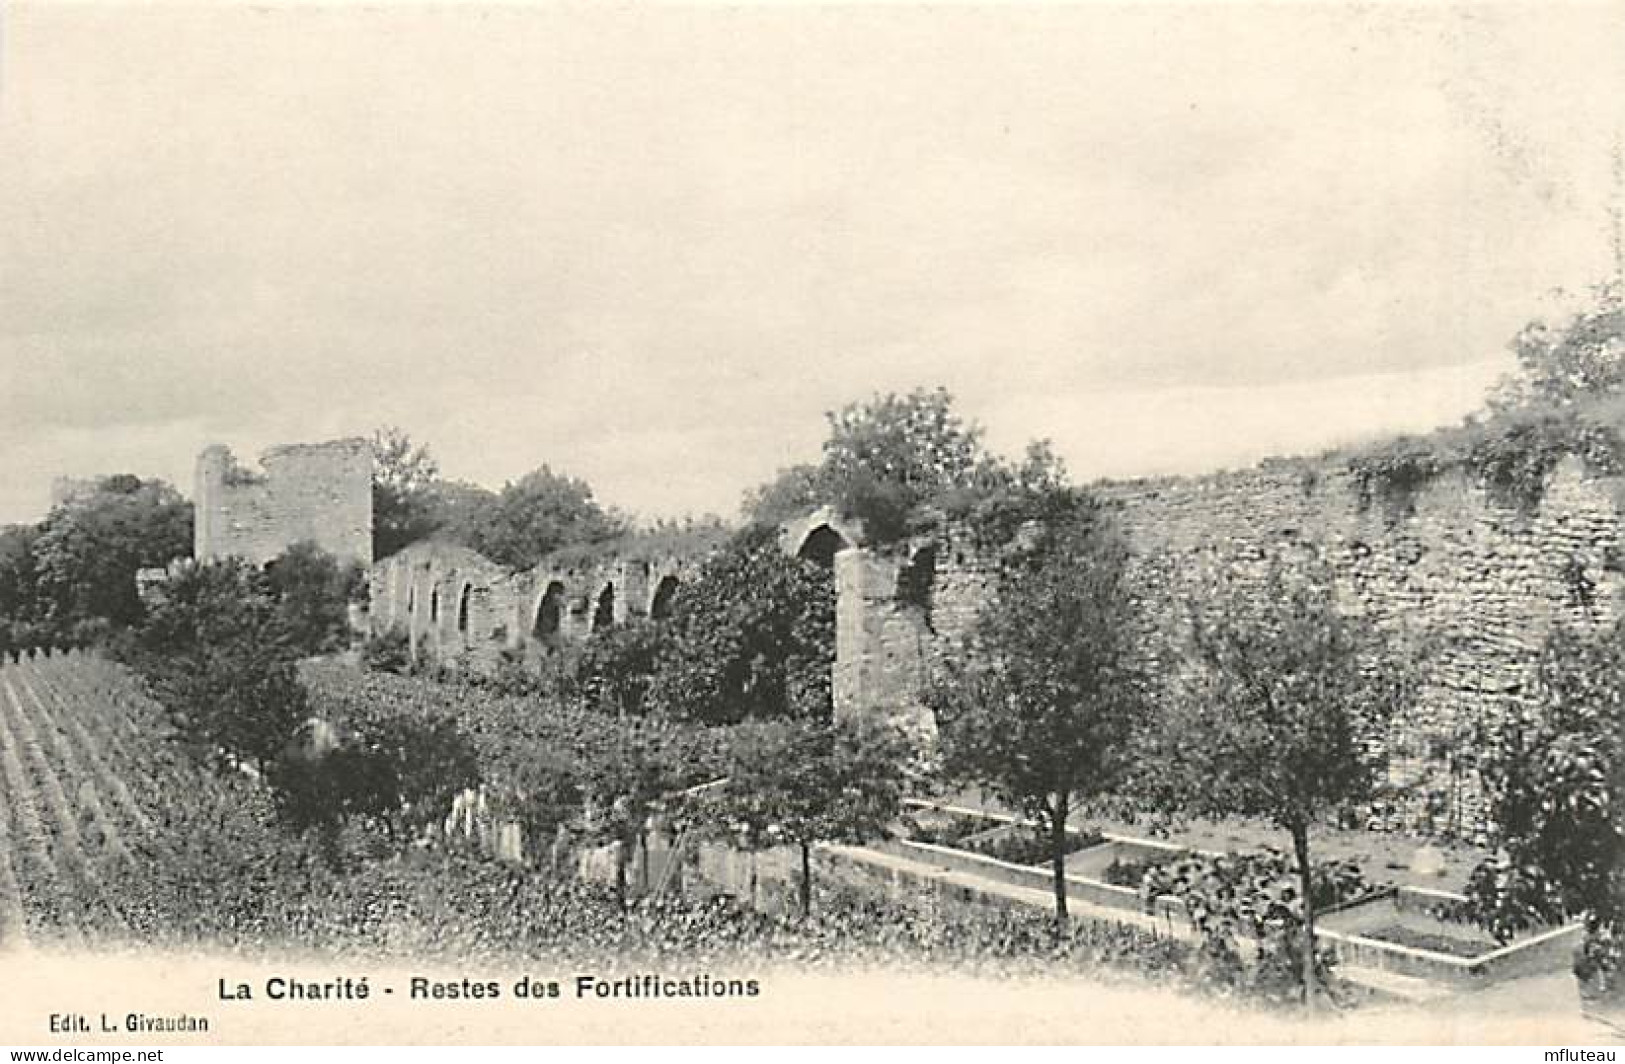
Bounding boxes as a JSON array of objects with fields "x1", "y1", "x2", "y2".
[{"x1": 0, "y1": 651, "x2": 232, "y2": 948}]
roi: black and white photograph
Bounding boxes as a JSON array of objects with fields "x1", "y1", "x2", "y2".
[{"x1": 0, "y1": 0, "x2": 1623, "y2": 1048}]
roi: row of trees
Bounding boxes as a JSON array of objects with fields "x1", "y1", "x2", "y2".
[
  {"x1": 923, "y1": 483, "x2": 1624, "y2": 1008},
  {"x1": 359, "y1": 389, "x2": 1419, "y2": 1006},
  {"x1": 921, "y1": 490, "x2": 1413, "y2": 1007}
]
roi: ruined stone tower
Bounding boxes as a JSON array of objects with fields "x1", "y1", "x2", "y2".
[{"x1": 193, "y1": 438, "x2": 373, "y2": 567}]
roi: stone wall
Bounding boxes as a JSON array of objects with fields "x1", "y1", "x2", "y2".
[
  {"x1": 1102, "y1": 456, "x2": 1623, "y2": 835},
  {"x1": 360, "y1": 441, "x2": 1625, "y2": 839},
  {"x1": 194, "y1": 439, "x2": 373, "y2": 568},
  {"x1": 368, "y1": 536, "x2": 707, "y2": 676},
  {"x1": 829, "y1": 455, "x2": 1625, "y2": 838}
]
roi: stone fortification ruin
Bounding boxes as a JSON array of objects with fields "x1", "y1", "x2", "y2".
[
  {"x1": 844, "y1": 454, "x2": 1625, "y2": 838},
  {"x1": 175, "y1": 425, "x2": 1618, "y2": 841},
  {"x1": 367, "y1": 452, "x2": 1625, "y2": 838},
  {"x1": 369, "y1": 535, "x2": 709, "y2": 673},
  {"x1": 194, "y1": 438, "x2": 373, "y2": 568}
]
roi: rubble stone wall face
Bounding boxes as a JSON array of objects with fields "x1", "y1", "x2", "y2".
[
  {"x1": 830, "y1": 456, "x2": 1624, "y2": 837},
  {"x1": 369, "y1": 541, "x2": 703, "y2": 676},
  {"x1": 365, "y1": 449, "x2": 1624, "y2": 838},
  {"x1": 194, "y1": 439, "x2": 373, "y2": 568}
]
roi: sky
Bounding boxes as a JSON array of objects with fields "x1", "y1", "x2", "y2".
[{"x1": 2, "y1": 2, "x2": 1623, "y2": 526}]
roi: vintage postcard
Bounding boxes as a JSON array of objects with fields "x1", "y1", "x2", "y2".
[{"x1": 1, "y1": 0, "x2": 1623, "y2": 1049}]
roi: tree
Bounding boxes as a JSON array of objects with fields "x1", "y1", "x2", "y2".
[
  {"x1": 743, "y1": 387, "x2": 1051, "y2": 543},
  {"x1": 1466, "y1": 621, "x2": 1625, "y2": 1011},
  {"x1": 575, "y1": 622, "x2": 673, "y2": 718},
  {"x1": 924, "y1": 492, "x2": 1145, "y2": 925},
  {"x1": 739, "y1": 463, "x2": 826, "y2": 528},
  {"x1": 370, "y1": 427, "x2": 443, "y2": 558},
  {"x1": 573, "y1": 717, "x2": 711, "y2": 907},
  {"x1": 647, "y1": 525, "x2": 835, "y2": 725},
  {"x1": 463, "y1": 467, "x2": 625, "y2": 570},
  {"x1": 264, "y1": 540, "x2": 367, "y2": 656},
  {"x1": 125, "y1": 559, "x2": 308, "y2": 774},
  {"x1": 271, "y1": 711, "x2": 481, "y2": 845},
  {"x1": 0, "y1": 525, "x2": 45, "y2": 654},
  {"x1": 424, "y1": 478, "x2": 499, "y2": 547},
  {"x1": 1492, "y1": 281, "x2": 1625, "y2": 410},
  {"x1": 29, "y1": 475, "x2": 192, "y2": 636},
  {"x1": 710, "y1": 717, "x2": 908, "y2": 918},
  {"x1": 1152, "y1": 556, "x2": 1412, "y2": 1007}
]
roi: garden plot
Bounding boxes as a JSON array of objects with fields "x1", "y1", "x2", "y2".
[
  {"x1": 1319, "y1": 886, "x2": 1583, "y2": 988},
  {"x1": 890, "y1": 801, "x2": 1193, "y2": 922},
  {"x1": 888, "y1": 801, "x2": 1581, "y2": 996}
]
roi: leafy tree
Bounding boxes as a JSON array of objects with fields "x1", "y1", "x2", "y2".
[
  {"x1": 29, "y1": 475, "x2": 192, "y2": 636},
  {"x1": 1151, "y1": 557, "x2": 1413, "y2": 1006},
  {"x1": 464, "y1": 467, "x2": 625, "y2": 570},
  {"x1": 1492, "y1": 281, "x2": 1625, "y2": 410},
  {"x1": 648, "y1": 525, "x2": 835, "y2": 725},
  {"x1": 1466, "y1": 620, "x2": 1625, "y2": 1009},
  {"x1": 264, "y1": 540, "x2": 367, "y2": 655},
  {"x1": 572, "y1": 716, "x2": 714, "y2": 907},
  {"x1": 709, "y1": 717, "x2": 908, "y2": 917},
  {"x1": 744, "y1": 386, "x2": 1055, "y2": 542},
  {"x1": 924, "y1": 492, "x2": 1145, "y2": 924},
  {"x1": 125, "y1": 559, "x2": 308, "y2": 774},
  {"x1": 575, "y1": 622, "x2": 673, "y2": 718},
  {"x1": 371, "y1": 427, "x2": 443, "y2": 558},
  {"x1": 739, "y1": 463, "x2": 826, "y2": 528},
  {"x1": 0, "y1": 525, "x2": 45, "y2": 654},
  {"x1": 271, "y1": 711, "x2": 480, "y2": 843},
  {"x1": 425, "y1": 478, "x2": 499, "y2": 547}
]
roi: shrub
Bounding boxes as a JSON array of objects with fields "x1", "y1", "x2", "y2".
[
  {"x1": 1141, "y1": 850, "x2": 1380, "y2": 1005},
  {"x1": 1102, "y1": 850, "x2": 1184, "y2": 888},
  {"x1": 363, "y1": 628, "x2": 413, "y2": 674}
]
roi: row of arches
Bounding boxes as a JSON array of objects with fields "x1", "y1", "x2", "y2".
[
  {"x1": 375, "y1": 515, "x2": 870, "y2": 675},
  {"x1": 383, "y1": 556, "x2": 692, "y2": 661},
  {"x1": 405, "y1": 580, "x2": 474, "y2": 631},
  {"x1": 525, "y1": 571, "x2": 679, "y2": 641}
]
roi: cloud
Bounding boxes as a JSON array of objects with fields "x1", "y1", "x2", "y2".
[{"x1": 0, "y1": 3, "x2": 1620, "y2": 525}]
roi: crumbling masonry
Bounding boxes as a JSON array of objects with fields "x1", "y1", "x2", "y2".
[
  {"x1": 189, "y1": 435, "x2": 1625, "y2": 839},
  {"x1": 194, "y1": 439, "x2": 373, "y2": 568}
]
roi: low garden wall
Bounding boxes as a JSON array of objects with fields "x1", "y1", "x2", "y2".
[{"x1": 1319, "y1": 886, "x2": 1583, "y2": 987}]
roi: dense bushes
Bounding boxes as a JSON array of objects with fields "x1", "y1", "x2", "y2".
[
  {"x1": 301, "y1": 658, "x2": 729, "y2": 889},
  {"x1": 643, "y1": 525, "x2": 835, "y2": 725},
  {"x1": 120, "y1": 559, "x2": 310, "y2": 772},
  {"x1": 115, "y1": 549, "x2": 479, "y2": 848}
]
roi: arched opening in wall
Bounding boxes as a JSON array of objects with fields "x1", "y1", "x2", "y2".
[
  {"x1": 457, "y1": 584, "x2": 473, "y2": 636},
  {"x1": 592, "y1": 584, "x2": 616, "y2": 632},
  {"x1": 797, "y1": 524, "x2": 851, "y2": 568},
  {"x1": 896, "y1": 544, "x2": 937, "y2": 633},
  {"x1": 649, "y1": 575, "x2": 680, "y2": 620},
  {"x1": 533, "y1": 581, "x2": 565, "y2": 642}
]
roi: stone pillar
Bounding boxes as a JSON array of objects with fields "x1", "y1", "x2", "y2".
[{"x1": 832, "y1": 547, "x2": 936, "y2": 737}]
